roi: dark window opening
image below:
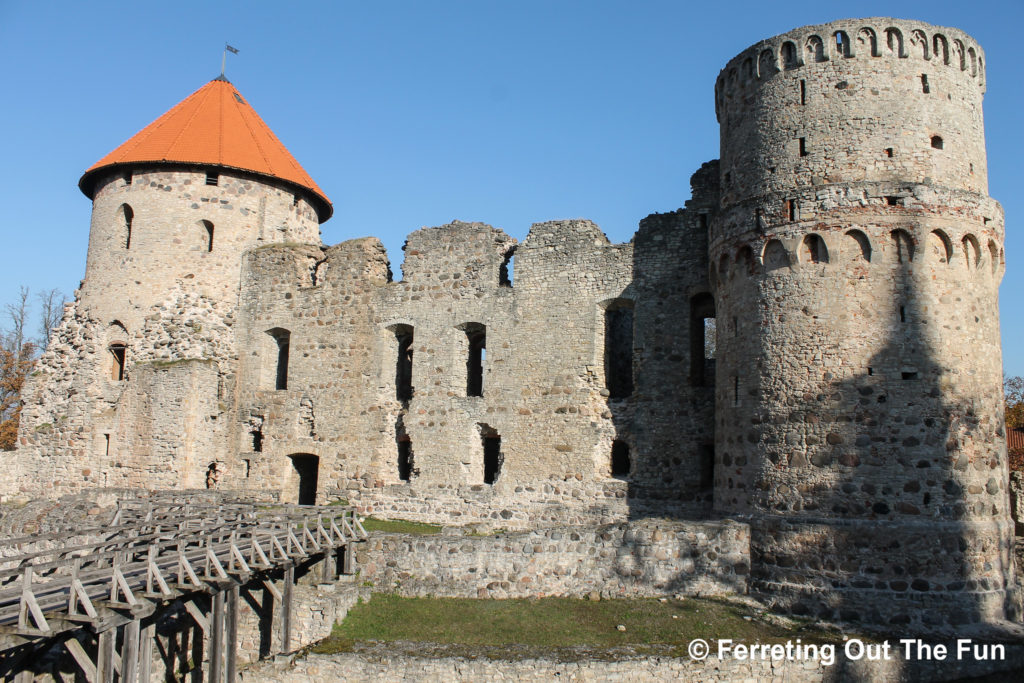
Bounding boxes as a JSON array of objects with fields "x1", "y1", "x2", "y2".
[
  {"x1": 921, "y1": 74, "x2": 930, "y2": 93},
  {"x1": 902, "y1": 372, "x2": 918, "y2": 380},
  {"x1": 121, "y1": 204, "x2": 134, "y2": 250},
  {"x1": 292, "y1": 194, "x2": 300, "y2": 207},
  {"x1": 103, "y1": 433, "x2": 110, "y2": 457},
  {"x1": 886, "y1": 196, "x2": 899, "y2": 206},
  {"x1": 499, "y1": 248, "x2": 515, "y2": 287},
  {"x1": 289, "y1": 454, "x2": 319, "y2": 505},
  {"x1": 481, "y1": 425, "x2": 502, "y2": 485},
  {"x1": 867, "y1": 366, "x2": 873, "y2": 375},
  {"x1": 733, "y1": 376, "x2": 740, "y2": 406},
  {"x1": 931, "y1": 135, "x2": 943, "y2": 150},
  {"x1": 900, "y1": 305, "x2": 907, "y2": 322},
  {"x1": 885, "y1": 147, "x2": 894, "y2": 158},
  {"x1": 394, "y1": 325, "x2": 414, "y2": 401},
  {"x1": 800, "y1": 79, "x2": 806, "y2": 105},
  {"x1": 109, "y1": 343, "x2": 126, "y2": 381},
  {"x1": 397, "y1": 415, "x2": 414, "y2": 482},
  {"x1": 690, "y1": 293, "x2": 716, "y2": 388},
  {"x1": 242, "y1": 459, "x2": 251, "y2": 478},
  {"x1": 252, "y1": 427, "x2": 263, "y2": 453},
  {"x1": 604, "y1": 302, "x2": 634, "y2": 399},
  {"x1": 201, "y1": 220, "x2": 214, "y2": 252},
  {"x1": 786, "y1": 199, "x2": 797, "y2": 222},
  {"x1": 267, "y1": 328, "x2": 291, "y2": 390},
  {"x1": 799, "y1": 137, "x2": 808, "y2": 156},
  {"x1": 724, "y1": 171, "x2": 731, "y2": 185},
  {"x1": 970, "y1": 163, "x2": 974, "y2": 174},
  {"x1": 465, "y1": 323, "x2": 486, "y2": 397},
  {"x1": 699, "y1": 444, "x2": 715, "y2": 491},
  {"x1": 123, "y1": 173, "x2": 132, "y2": 186},
  {"x1": 611, "y1": 440, "x2": 631, "y2": 478},
  {"x1": 205, "y1": 172, "x2": 219, "y2": 186},
  {"x1": 699, "y1": 214, "x2": 709, "y2": 232}
]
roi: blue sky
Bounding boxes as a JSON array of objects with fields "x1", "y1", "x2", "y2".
[{"x1": 2, "y1": 1, "x2": 1022, "y2": 371}]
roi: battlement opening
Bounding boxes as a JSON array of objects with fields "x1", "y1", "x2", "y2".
[
  {"x1": 611, "y1": 440, "x2": 631, "y2": 478},
  {"x1": 604, "y1": 300, "x2": 634, "y2": 399},
  {"x1": 500, "y1": 247, "x2": 515, "y2": 287}
]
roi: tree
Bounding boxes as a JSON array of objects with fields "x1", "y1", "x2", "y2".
[
  {"x1": 36, "y1": 288, "x2": 66, "y2": 349},
  {"x1": 1005, "y1": 375, "x2": 1024, "y2": 430},
  {"x1": 0, "y1": 340, "x2": 34, "y2": 450}
]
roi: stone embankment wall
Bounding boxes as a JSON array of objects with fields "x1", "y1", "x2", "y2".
[{"x1": 357, "y1": 520, "x2": 750, "y2": 599}]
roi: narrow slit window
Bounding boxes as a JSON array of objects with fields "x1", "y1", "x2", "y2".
[
  {"x1": 733, "y1": 376, "x2": 740, "y2": 406},
  {"x1": 921, "y1": 74, "x2": 930, "y2": 93},
  {"x1": 611, "y1": 440, "x2": 631, "y2": 478},
  {"x1": 787, "y1": 199, "x2": 797, "y2": 222},
  {"x1": 800, "y1": 79, "x2": 806, "y2": 105},
  {"x1": 799, "y1": 137, "x2": 808, "y2": 157},
  {"x1": 109, "y1": 343, "x2": 126, "y2": 381},
  {"x1": 252, "y1": 428, "x2": 263, "y2": 453},
  {"x1": 121, "y1": 204, "x2": 134, "y2": 250},
  {"x1": 103, "y1": 433, "x2": 111, "y2": 457},
  {"x1": 201, "y1": 220, "x2": 214, "y2": 252},
  {"x1": 266, "y1": 328, "x2": 291, "y2": 390},
  {"x1": 398, "y1": 436, "x2": 414, "y2": 481},
  {"x1": 699, "y1": 214, "x2": 709, "y2": 232},
  {"x1": 699, "y1": 444, "x2": 714, "y2": 491},
  {"x1": 465, "y1": 323, "x2": 486, "y2": 397},
  {"x1": 394, "y1": 325, "x2": 414, "y2": 401},
  {"x1": 690, "y1": 293, "x2": 715, "y2": 388},
  {"x1": 900, "y1": 305, "x2": 907, "y2": 322},
  {"x1": 205, "y1": 172, "x2": 219, "y2": 186},
  {"x1": 604, "y1": 302, "x2": 634, "y2": 399},
  {"x1": 481, "y1": 425, "x2": 502, "y2": 485},
  {"x1": 885, "y1": 147, "x2": 894, "y2": 158}
]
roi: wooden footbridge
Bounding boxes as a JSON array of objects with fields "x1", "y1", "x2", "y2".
[{"x1": 0, "y1": 500, "x2": 367, "y2": 682}]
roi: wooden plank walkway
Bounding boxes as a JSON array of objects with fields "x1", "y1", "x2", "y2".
[{"x1": 0, "y1": 500, "x2": 367, "y2": 682}]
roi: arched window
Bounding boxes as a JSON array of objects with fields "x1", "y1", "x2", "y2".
[
  {"x1": 200, "y1": 220, "x2": 214, "y2": 252},
  {"x1": 931, "y1": 135, "x2": 944, "y2": 150},
  {"x1": 800, "y1": 234, "x2": 828, "y2": 264},
  {"x1": 119, "y1": 204, "x2": 134, "y2": 249},
  {"x1": 763, "y1": 239, "x2": 789, "y2": 272},
  {"x1": 845, "y1": 230, "x2": 872, "y2": 263}
]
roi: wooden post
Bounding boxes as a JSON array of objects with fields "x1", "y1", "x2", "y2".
[
  {"x1": 139, "y1": 622, "x2": 155, "y2": 683},
  {"x1": 225, "y1": 585, "x2": 239, "y2": 683},
  {"x1": 210, "y1": 590, "x2": 225, "y2": 683},
  {"x1": 342, "y1": 543, "x2": 354, "y2": 575},
  {"x1": 280, "y1": 565, "x2": 294, "y2": 653},
  {"x1": 121, "y1": 619, "x2": 140, "y2": 683},
  {"x1": 97, "y1": 630, "x2": 116, "y2": 683},
  {"x1": 321, "y1": 548, "x2": 335, "y2": 582}
]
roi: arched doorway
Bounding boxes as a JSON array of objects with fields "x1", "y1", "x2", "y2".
[{"x1": 288, "y1": 454, "x2": 319, "y2": 505}]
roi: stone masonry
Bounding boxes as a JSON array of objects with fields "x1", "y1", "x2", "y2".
[{"x1": 7, "y1": 18, "x2": 1020, "y2": 630}]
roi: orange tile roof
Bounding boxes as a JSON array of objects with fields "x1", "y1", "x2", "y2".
[{"x1": 79, "y1": 77, "x2": 332, "y2": 221}]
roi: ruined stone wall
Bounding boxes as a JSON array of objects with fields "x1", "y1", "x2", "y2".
[
  {"x1": 711, "y1": 18, "x2": 1016, "y2": 627},
  {"x1": 229, "y1": 207, "x2": 715, "y2": 525},
  {"x1": 357, "y1": 519, "x2": 749, "y2": 599}
]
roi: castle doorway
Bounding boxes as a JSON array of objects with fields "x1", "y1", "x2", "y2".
[{"x1": 288, "y1": 453, "x2": 319, "y2": 505}]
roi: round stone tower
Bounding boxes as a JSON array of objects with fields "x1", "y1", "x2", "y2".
[
  {"x1": 711, "y1": 19, "x2": 1017, "y2": 627},
  {"x1": 77, "y1": 76, "x2": 330, "y2": 334}
]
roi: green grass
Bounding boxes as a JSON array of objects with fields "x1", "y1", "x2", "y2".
[
  {"x1": 359, "y1": 518, "x2": 443, "y2": 535},
  {"x1": 310, "y1": 594, "x2": 842, "y2": 656}
]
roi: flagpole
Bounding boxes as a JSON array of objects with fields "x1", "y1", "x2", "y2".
[{"x1": 221, "y1": 47, "x2": 227, "y2": 77}]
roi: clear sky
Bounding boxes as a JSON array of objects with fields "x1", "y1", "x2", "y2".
[{"x1": 1, "y1": 1, "x2": 1022, "y2": 370}]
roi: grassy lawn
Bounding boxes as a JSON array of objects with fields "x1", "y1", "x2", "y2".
[
  {"x1": 359, "y1": 517, "x2": 443, "y2": 535},
  {"x1": 311, "y1": 594, "x2": 842, "y2": 657}
]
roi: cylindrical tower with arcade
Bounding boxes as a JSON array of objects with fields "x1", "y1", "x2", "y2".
[{"x1": 711, "y1": 18, "x2": 1017, "y2": 626}]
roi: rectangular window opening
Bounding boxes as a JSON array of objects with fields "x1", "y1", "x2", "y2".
[
  {"x1": 482, "y1": 427, "x2": 502, "y2": 485},
  {"x1": 103, "y1": 433, "x2": 110, "y2": 457},
  {"x1": 799, "y1": 137, "x2": 808, "y2": 157},
  {"x1": 699, "y1": 444, "x2": 715, "y2": 491},
  {"x1": 732, "y1": 376, "x2": 740, "y2": 406},
  {"x1": 899, "y1": 305, "x2": 907, "y2": 322},
  {"x1": 902, "y1": 371, "x2": 918, "y2": 380},
  {"x1": 466, "y1": 324, "x2": 486, "y2": 397},
  {"x1": 605, "y1": 304, "x2": 634, "y2": 398},
  {"x1": 205, "y1": 172, "x2": 219, "y2": 186},
  {"x1": 252, "y1": 427, "x2": 263, "y2": 453},
  {"x1": 886, "y1": 196, "x2": 899, "y2": 206},
  {"x1": 690, "y1": 294, "x2": 715, "y2": 388},
  {"x1": 921, "y1": 74, "x2": 930, "y2": 93},
  {"x1": 786, "y1": 199, "x2": 797, "y2": 222},
  {"x1": 109, "y1": 344, "x2": 126, "y2": 381},
  {"x1": 800, "y1": 79, "x2": 806, "y2": 105},
  {"x1": 611, "y1": 440, "x2": 631, "y2": 478},
  {"x1": 885, "y1": 147, "x2": 894, "y2": 158},
  {"x1": 395, "y1": 327, "x2": 414, "y2": 401}
]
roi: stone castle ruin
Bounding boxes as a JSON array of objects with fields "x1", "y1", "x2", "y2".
[{"x1": 8, "y1": 18, "x2": 1020, "y2": 629}]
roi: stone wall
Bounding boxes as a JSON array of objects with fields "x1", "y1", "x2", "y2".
[{"x1": 357, "y1": 520, "x2": 749, "y2": 599}]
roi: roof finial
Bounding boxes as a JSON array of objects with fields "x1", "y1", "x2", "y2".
[{"x1": 220, "y1": 43, "x2": 239, "y2": 80}]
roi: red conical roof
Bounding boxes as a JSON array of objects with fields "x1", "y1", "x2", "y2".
[{"x1": 79, "y1": 77, "x2": 332, "y2": 221}]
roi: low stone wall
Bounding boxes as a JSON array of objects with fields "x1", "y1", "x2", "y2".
[
  {"x1": 241, "y1": 643, "x2": 1024, "y2": 683},
  {"x1": 357, "y1": 518, "x2": 750, "y2": 598}
]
